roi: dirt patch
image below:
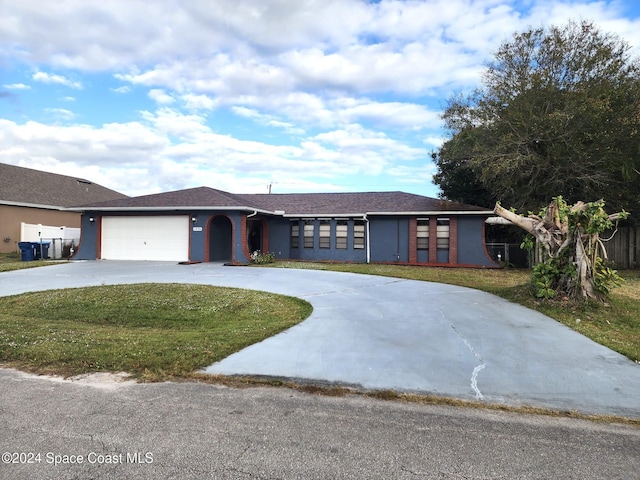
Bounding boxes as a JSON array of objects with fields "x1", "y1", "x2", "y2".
[
  {"x1": 7, "y1": 369, "x2": 136, "y2": 390},
  {"x1": 66, "y1": 372, "x2": 136, "y2": 389}
]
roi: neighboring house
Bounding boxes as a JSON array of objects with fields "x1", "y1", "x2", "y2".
[
  {"x1": 0, "y1": 163, "x2": 128, "y2": 254},
  {"x1": 70, "y1": 186, "x2": 498, "y2": 268}
]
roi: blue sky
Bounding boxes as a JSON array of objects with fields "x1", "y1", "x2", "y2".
[{"x1": 1, "y1": 1, "x2": 639, "y2": 198}]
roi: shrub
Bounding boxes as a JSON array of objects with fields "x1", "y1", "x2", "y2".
[{"x1": 250, "y1": 250, "x2": 275, "y2": 264}]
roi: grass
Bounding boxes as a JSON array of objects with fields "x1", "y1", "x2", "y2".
[
  {"x1": 268, "y1": 261, "x2": 640, "y2": 363},
  {"x1": 0, "y1": 283, "x2": 312, "y2": 381},
  {"x1": 0, "y1": 252, "x2": 66, "y2": 272}
]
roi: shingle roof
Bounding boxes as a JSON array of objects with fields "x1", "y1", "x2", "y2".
[
  {"x1": 79, "y1": 186, "x2": 262, "y2": 210},
  {"x1": 74, "y1": 186, "x2": 490, "y2": 215},
  {"x1": 240, "y1": 191, "x2": 489, "y2": 215},
  {"x1": 0, "y1": 163, "x2": 128, "y2": 208}
]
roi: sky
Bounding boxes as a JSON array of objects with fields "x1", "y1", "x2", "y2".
[{"x1": 1, "y1": 1, "x2": 640, "y2": 199}]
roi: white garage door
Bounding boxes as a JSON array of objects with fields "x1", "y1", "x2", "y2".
[{"x1": 101, "y1": 216, "x2": 189, "y2": 261}]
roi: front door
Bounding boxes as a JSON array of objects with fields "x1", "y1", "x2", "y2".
[
  {"x1": 209, "y1": 216, "x2": 232, "y2": 261},
  {"x1": 247, "y1": 219, "x2": 263, "y2": 254}
]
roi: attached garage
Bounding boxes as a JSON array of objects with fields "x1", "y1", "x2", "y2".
[{"x1": 100, "y1": 216, "x2": 189, "y2": 261}]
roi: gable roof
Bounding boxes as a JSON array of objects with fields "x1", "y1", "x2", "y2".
[
  {"x1": 71, "y1": 186, "x2": 491, "y2": 216},
  {"x1": 77, "y1": 186, "x2": 266, "y2": 212},
  {"x1": 0, "y1": 163, "x2": 128, "y2": 209}
]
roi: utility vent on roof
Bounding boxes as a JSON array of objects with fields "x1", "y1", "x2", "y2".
[{"x1": 77, "y1": 179, "x2": 93, "y2": 191}]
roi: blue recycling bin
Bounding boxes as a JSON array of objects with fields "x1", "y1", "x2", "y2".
[
  {"x1": 18, "y1": 242, "x2": 36, "y2": 262},
  {"x1": 34, "y1": 242, "x2": 51, "y2": 260}
]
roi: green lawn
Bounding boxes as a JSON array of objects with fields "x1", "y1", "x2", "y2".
[
  {"x1": 0, "y1": 283, "x2": 312, "y2": 381},
  {"x1": 0, "y1": 252, "x2": 67, "y2": 272}
]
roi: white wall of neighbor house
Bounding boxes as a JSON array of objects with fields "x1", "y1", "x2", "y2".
[{"x1": 100, "y1": 216, "x2": 190, "y2": 262}]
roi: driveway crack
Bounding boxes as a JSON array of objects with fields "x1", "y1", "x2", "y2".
[{"x1": 450, "y1": 324, "x2": 485, "y2": 400}]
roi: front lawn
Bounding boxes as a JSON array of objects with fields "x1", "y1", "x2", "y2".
[{"x1": 0, "y1": 283, "x2": 312, "y2": 381}]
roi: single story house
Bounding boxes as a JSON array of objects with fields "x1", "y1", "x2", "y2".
[
  {"x1": 70, "y1": 186, "x2": 498, "y2": 268},
  {"x1": 0, "y1": 163, "x2": 128, "y2": 254}
]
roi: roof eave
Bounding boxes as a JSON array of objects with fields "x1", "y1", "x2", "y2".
[
  {"x1": 1, "y1": 200, "x2": 65, "y2": 211},
  {"x1": 280, "y1": 210, "x2": 492, "y2": 217},
  {"x1": 367, "y1": 210, "x2": 493, "y2": 216},
  {"x1": 64, "y1": 206, "x2": 275, "y2": 214},
  {"x1": 282, "y1": 213, "x2": 365, "y2": 218}
]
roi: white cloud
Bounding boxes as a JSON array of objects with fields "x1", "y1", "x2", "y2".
[
  {"x1": 231, "y1": 106, "x2": 306, "y2": 135},
  {"x1": 32, "y1": 72, "x2": 83, "y2": 89},
  {"x1": 140, "y1": 108, "x2": 209, "y2": 138},
  {"x1": 148, "y1": 89, "x2": 175, "y2": 105},
  {"x1": 0, "y1": 107, "x2": 431, "y2": 196},
  {"x1": 181, "y1": 93, "x2": 216, "y2": 111},
  {"x1": 3, "y1": 83, "x2": 31, "y2": 90},
  {"x1": 0, "y1": 118, "x2": 167, "y2": 168},
  {"x1": 111, "y1": 85, "x2": 131, "y2": 94},
  {"x1": 44, "y1": 108, "x2": 76, "y2": 121}
]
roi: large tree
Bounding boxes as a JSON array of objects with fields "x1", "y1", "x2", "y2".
[
  {"x1": 495, "y1": 197, "x2": 627, "y2": 301},
  {"x1": 433, "y1": 20, "x2": 640, "y2": 215}
]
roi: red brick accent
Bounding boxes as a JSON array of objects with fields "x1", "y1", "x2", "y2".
[
  {"x1": 408, "y1": 217, "x2": 417, "y2": 264},
  {"x1": 449, "y1": 217, "x2": 458, "y2": 265},
  {"x1": 261, "y1": 218, "x2": 269, "y2": 254},
  {"x1": 429, "y1": 217, "x2": 437, "y2": 262},
  {"x1": 240, "y1": 214, "x2": 249, "y2": 262}
]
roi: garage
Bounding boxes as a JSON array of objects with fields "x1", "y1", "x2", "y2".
[{"x1": 100, "y1": 216, "x2": 189, "y2": 261}]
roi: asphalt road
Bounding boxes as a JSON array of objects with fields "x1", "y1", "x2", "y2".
[{"x1": 1, "y1": 368, "x2": 639, "y2": 480}]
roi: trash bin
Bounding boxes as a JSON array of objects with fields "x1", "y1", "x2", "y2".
[
  {"x1": 34, "y1": 242, "x2": 51, "y2": 260},
  {"x1": 18, "y1": 242, "x2": 36, "y2": 262}
]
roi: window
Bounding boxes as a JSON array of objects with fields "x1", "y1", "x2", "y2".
[
  {"x1": 436, "y1": 218, "x2": 449, "y2": 250},
  {"x1": 353, "y1": 221, "x2": 365, "y2": 249},
  {"x1": 417, "y1": 219, "x2": 429, "y2": 250},
  {"x1": 291, "y1": 222, "x2": 299, "y2": 249},
  {"x1": 336, "y1": 221, "x2": 348, "y2": 249},
  {"x1": 303, "y1": 221, "x2": 315, "y2": 248},
  {"x1": 319, "y1": 221, "x2": 331, "y2": 249}
]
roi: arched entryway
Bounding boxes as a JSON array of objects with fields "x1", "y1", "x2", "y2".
[{"x1": 209, "y1": 216, "x2": 233, "y2": 262}]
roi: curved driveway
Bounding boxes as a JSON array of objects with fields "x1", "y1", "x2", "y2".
[{"x1": 1, "y1": 261, "x2": 639, "y2": 418}]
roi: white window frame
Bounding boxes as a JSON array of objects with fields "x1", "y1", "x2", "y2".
[
  {"x1": 417, "y1": 218, "x2": 429, "y2": 250},
  {"x1": 436, "y1": 218, "x2": 450, "y2": 250},
  {"x1": 353, "y1": 221, "x2": 365, "y2": 249}
]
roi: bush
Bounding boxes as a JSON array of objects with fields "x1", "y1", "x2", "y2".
[{"x1": 250, "y1": 250, "x2": 275, "y2": 264}]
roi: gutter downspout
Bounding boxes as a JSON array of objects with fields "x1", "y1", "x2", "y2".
[
  {"x1": 364, "y1": 214, "x2": 370, "y2": 264},
  {"x1": 242, "y1": 210, "x2": 259, "y2": 263}
]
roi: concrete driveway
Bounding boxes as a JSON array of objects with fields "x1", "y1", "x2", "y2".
[{"x1": 1, "y1": 261, "x2": 639, "y2": 418}]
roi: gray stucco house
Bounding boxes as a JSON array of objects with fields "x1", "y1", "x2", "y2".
[{"x1": 70, "y1": 186, "x2": 498, "y2": 267}]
